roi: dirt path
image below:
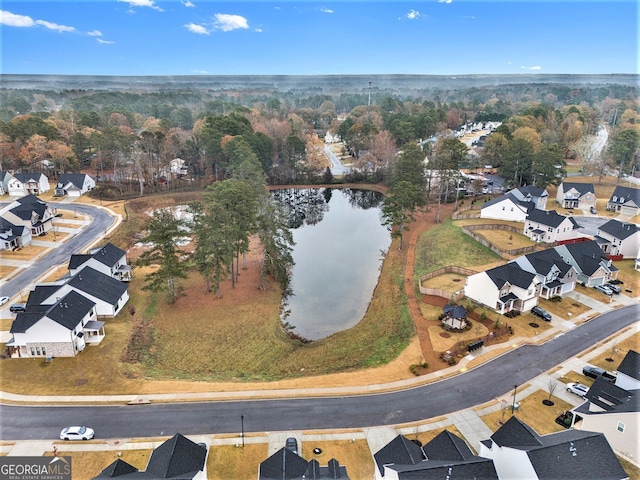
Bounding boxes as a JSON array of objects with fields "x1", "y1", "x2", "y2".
[{"x1": 403, "y1": 202, "x2": 456, "y2": 371}]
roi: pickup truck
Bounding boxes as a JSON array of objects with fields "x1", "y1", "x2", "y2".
[{"x1": 583, "y1": 365, "x2": 617, "y2": 383}]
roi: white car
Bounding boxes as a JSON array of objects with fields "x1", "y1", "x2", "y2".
[
  {"x1": 60, "y1": 426, "x2": 94, "y2": 440},
  {"x1": 0, "y1": 296, "x2": 9, "y2": 306},
  {"x1": 567, "y1": 383, "x2": 589, "y2": 398}
]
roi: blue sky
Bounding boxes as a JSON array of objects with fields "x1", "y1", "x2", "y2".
[{"x1": 1, "y1": 1, "x2": 637, "y2": 76}]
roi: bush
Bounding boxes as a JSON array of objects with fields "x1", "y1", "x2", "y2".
[{"x1": 550, "y1": 295, "x2": 562, "y2": 302}]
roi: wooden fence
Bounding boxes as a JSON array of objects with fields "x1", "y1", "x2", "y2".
[
  {"x1": 461, "y1": 224, "x2": 538, "y2": 259},
  {"x1": 419, "y1": 265, "x2": 478, "y2": 300}
]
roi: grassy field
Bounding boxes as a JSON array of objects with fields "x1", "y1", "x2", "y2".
[
  {"x1": 414, "y1": 218, "x2": 503, "y2": 279},
  {"x1": 45, "y1": 448, "x2": 151, "y2": 480},
  {"x1": 536, "y1": 296, "x2": 591, "y2": 320},
  {"x1": 474, "y1": 228, "x2": 535, "y2": 251},
  {"x1": 588, "y1": 331, "x2": 640, "y2": 371},
  {"x1": 206, "y1": 443, "x2": 268, "y2": 480}
]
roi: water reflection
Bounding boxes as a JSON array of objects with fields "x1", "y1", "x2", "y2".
[{"x1": 272, "y1": 188, "x2": 390, "y2": 341}]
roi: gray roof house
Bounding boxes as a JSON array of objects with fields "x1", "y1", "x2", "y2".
[
  {"x1": 54, "y1": 173, "x2": 96, "y2": 197},
  {"x1": 0, "y1": 171, "x2": 13, "y2": 195},
  {"x1": 0, "y1": 194, "x2": 55, "y2": 236},
  {"x1": 524, "y1": 209, "x2": 581, "y2": 243},
  {"x1": 572, "y1": 350, "x2": 640, "y2": 464},
  {"x1": 6, "y1": 290, "x2": 103, "y2": 358},
  {"x1": 478, "y1": 416, "x2": 629, "y2": 479},
  {"x1": 595, "y1": 219, "x2": 640, "y2": 259},
  {"x1": 464, "y1": 263, "x2": 540, "y2": 314},
  {"x1": 480, "y1": 193, "x2": 536, "y2": 222},
  {"x1": 511, "y1": 248, "x2": 578, "y2": 299},
  {"x1": 94, "y1": 433, "x2": 207, "y2": 479},
  {"x1": 6, "y1": 172, "x2": 50, "y2": 196},
  {"x1": 68, "y1": 243, "x2": 132, "y2": 282},
  {"x1": 554, "y1": 240, "x2": 619, "y2": 287},
  {"x1": 259, "y1": 447, "x2": 350, "y2": 480},
  {"x1": 508, "y1": 186, "x2": 549, "y2": 210},
  {"x1": 556, "y1": 182, "x2": 596, "y2": 209},
  {"x1": 374, "y1": 431, "x2": 498, "y2": 479},
  {"x1": 607, "y1": 186, "x2": 640, "y2": 216},
  {"x1": 0, "y1": 216, "x2": 30, "y2": 251}
]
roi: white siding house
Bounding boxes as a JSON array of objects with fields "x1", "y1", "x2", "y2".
[
  {"x1": 480, "y1": 193, "x2": 534, "y2": 222},
  {"x1": 7, "y1": 173, "x2": 50, "y2": 196},
  {"x1": 556, "y1": 182, "x2": 596, "y2": 210},
  {"x1": 595, "y1": 219, "x2": 640, "y2": 259},
  {"x1": 523, "y1": 209, "x2": 581, "y2": 243},
  {"x1": 54, "y1": 173, "x2": 96, "y2": 197}
]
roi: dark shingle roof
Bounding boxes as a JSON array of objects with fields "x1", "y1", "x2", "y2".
[
  {"x1": 485, "y1": 263, "x2": 537, "y2": 290},
  {"x1": 582, "y1": 377, "x2": 639, "y2": 414},
  {"x1": 512, "y1": 185, "x2": 548, "y2": 198},
  {"x1": 68, "y1": 267, "x2": 128, "y2": 304},
  {"x1": 598, "y1": 219, "x2": 640, "y2": 241},
  {"x1": 11, "y1": 290, "x2": 95, "y2": 333},
  {"x1": 562, "y1": 240, "x2": 613, "y2": 276},
  {"x1": 488, "y1": 417, "x2": 627, "y2": 480},
  {"x1": 609, "y1": 185, "x2": 640, "y2": 206},
  {"x1": 443, "y1": 304, "x2": 467, "y2": 320},
  {"x1": 89, "y1": 243, "x2": 126, "y2": 267},
  {"x1": 423, "y1": 430, "x2": 474, "y2": 462},
  {"x1": 561, "y1": 182, "x2": 595, "y2": 195},
  {"x1": 93, "y1": 459, "x2": 138, "y2": 478},
  {"x1": 57, "y1": 174, "x2": 89, "y2": 189},
  {"x1": 617, "y1": 350, "x2": 640, "y2": 381},
  {"x1": 482, "y1": 193, "x2": 535, "y2": 214},
  {"x1": 527, "y1": 209, "x2": 578, "y2": 228},
  {"x1": 374, "y1": 435, "x2": 425, "y2": 476},
  {"x1": 68, "y1": 254, "x2": 93, "y2": 270},
  {"x1": 259, "y1": 447, "x2": 310, "y2": 479},
  {"x1": 26, "y1": 285, "x2": 63, "y2": 306},
  {"x1": 146, "y1": 433, "x2": 206, "y2": 479},
  {"x1": 522, "y1": 248, "x2": 574, "y2": 277},
  {"x1": 12, "y1": 173, "x2": 45, "y2": 183}
]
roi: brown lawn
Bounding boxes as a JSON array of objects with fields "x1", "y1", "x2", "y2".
[
  {"x1": 536, "y1": 297, "x2": 591, "y2": 320},
  {"x1": 44, "y1": 448, "x2": 151, "y2": 480},
  {"x1": 420, "y1": 272, "x2": 467, "y2": 292},
  {"x1": 474, "y1": 229, "x2": 535, "y2": 251},
  {"x1": 206, "y1": 443, "x2": 268, "y2": 480},
  {"x1": 587, "y1": 331, "x2": 640, "y2": 370},
  {"x1": 2, "y1": 245, "x2": 47, "y2": 261}
]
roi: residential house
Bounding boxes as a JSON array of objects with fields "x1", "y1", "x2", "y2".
[
  {"x1": 508, "y1": 186, "x2": 549, "y2": 210},
  {"x1": 441, "y1": 304, "x2": 468, "y2": 330},
  {"x1": 0, "y1": 194, "x2": 56, "y2": 236},
  {"x1": 464, "y1": 263, "x2": 540, "y2": 314},
  {"x1": 6, "y1": 290, "x2": 103, "y2": 358},
  {"x1": 259, "y1": 447, "x2": 350, "y2": 480},
  {"x1": 54, "y1": 173, "x2": 96, "y2": 197},
  {"x1": 511, "y1": 249, "x2": 578, "y2": 299},
  {"x1": 35, "y1": 267, "x2": 129, "y2": 317},
  {"x1": 478, "y1": 416, "x2": 628, "y2": 480},
  {"x1": 556, "y1": 182, "x2": 597, "y2": 210},
  {"x1": 0, "y1": 217, "x2": 31, "y2": 251},
  {"x1": 68, "y1": 243, "x2": 132, "y2": 282},
  {"x1": 571, "y1": 350, "x2": 640, "y2": 464},
  {"x1": 607, "y1": 186, "x2": 640, "y2": 216},
  {"x1": 523, "y1": 209, "x2": 581, "y2": 243},
  {"x1": 373, "y1": 431, "x2": 498, "y2": 480},
  {"x1": 0, "y1": 171, "x2": 13, "y2": 195},
  {"x1": 6, "y1": 172, "x2": 50, "y2": 196},
  {"x1": 595, "y1": 219, "x2": 640, "y2": 259},
  {"x1": 94, "y1": 433, "x2": 207, "y2": 479},
  {"x1": 555, "y1": 240, "x2": 619, "y2": 287},
  {"x1": 480, "y1": 193, "x2": 536, "y2": 222}
]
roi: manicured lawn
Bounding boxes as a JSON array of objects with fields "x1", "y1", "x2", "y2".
[
  {"x1": 481, "y1": 389, "x2": 573, "y2": 435},
  {"x1": 475, "y1": 229, "x2": 535, "y2": 251},
  {"x1": 207, "y1": 443, "x2": 267, "y2": 480},
  {"x1": 613, "y1": 259, "x2": 640, "y2": 296},
  {"x1": 587, "y1": 331, "x2": 640, "y2": 371},
  {"x1": 420, "y1": 272, "x2": 467, "y2": 292},
  {"x1": 414, "y1": 219, "x2": 502, "y2": 279},
  {"x1": 45, "y1": 448, "x2": 151, "y2": 480},
  {"x1": 537, "y1": 297, "x2": 591, "y2": 320},
  {"x1": 299, "y1": 440, "x2": 374, "y2": 479}
]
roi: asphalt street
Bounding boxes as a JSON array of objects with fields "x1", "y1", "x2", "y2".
[{"x1": 0, "y1": 303, "x2": 636, "y2": 442}]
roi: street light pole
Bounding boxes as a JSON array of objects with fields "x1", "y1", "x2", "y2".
[
  {"x1": 511, "y1": 385, "x2": 518, "y2": 413},
  {"x1": 241, "y1": 415, "x2": 245, "y2": 447}
]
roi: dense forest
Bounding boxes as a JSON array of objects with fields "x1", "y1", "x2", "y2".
[{"x1": 0, "y1": 74, "x2": 638, "y2": 199}]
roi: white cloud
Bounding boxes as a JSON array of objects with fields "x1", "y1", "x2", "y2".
[
  {"x1": 461, "y1": 15, "x2": 475, "y2": 20},
  {"x1": 183, "y1": 1, "x2": 195, "y2": 7},
  {"x1": 214, "y1": 13, "x2": 249, "y2": 32},
  {"x1": 1, "y1": 10, "x2": 76, "y2": 32},
  {"x1": 521, "y1": 65, "x2": 542, "y2": 70},
  {"x1": 255, "y1": 27, "x2": 263, "y2": 33},
  {"x1": 0, "y1": 10, "x2": 35, "y2": 27},
  {"x1": 318, "y1": 7, "x2": 334, "y2": 14},
  {"x1": 35, "y1": 20, "x2": 76, "y2": 32},
  {"x1": 406, "y1": 9, "x2": 421, "y2": 20},
  {"x1": 439, "y1": 0, "x2": 453, "y2": 3},
  {"x1": 192, "y1": 69, "x2": 209, "y2": 74},
  {"x1": 185, "y1": 23, "x2": 209, "y2": 34},
  {"x1": 87, "y1": 30, "x2": 102, "y2": 36},
  {"x1": 118, "y1": 0, "x2": 163, "y2": 12},
  {"x1": 97, "y1": 38, "x2": 115, "y2": 44}
]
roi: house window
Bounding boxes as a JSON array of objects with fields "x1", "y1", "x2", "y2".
[
  {"x1": 502, "y1": 206, "x2": 505, "y2": 211},
  {"x1": 42, "y1": 347, "x2": 46, "y2": 355},
  {"x1": 30, "y1": 347, "x2": 36, "y2": 356},
  {"x1": 617, "y1": 422, "x2": 625, "y2": 432},
  {"x1": 36, "y1": 347, "x2": 41, "y2": 355}
]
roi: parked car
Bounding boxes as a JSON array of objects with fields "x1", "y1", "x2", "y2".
[
  {"x1": 594, "y1": 284, "x2": 613, "y2": 295},
  {"x1": 0, "y1": 296, "x2": 9, "y2": 306},
  {"x1": 60, "y1": 426, "x2": 94, "y2": 440},
  {"x1": 531, "y1": 305, "x2": 552, "y2": 322},
  {"x1": 606, "y1": 283, "x2": 621, "y2": 294},
  {"x1": 566, "y1": 383, "x2": 589, "y2": 398},
  {"x1": 583, "y1": 365, "x2": 617, "y2": 382},
  {"x1": 285, "y1": 437, "x2": 298, "y2": 455},
  {"x1": 9, "y1": 303, "x2": 26, "y2": 313}
]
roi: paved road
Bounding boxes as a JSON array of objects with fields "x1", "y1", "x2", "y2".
[
  {"x1": 324, "y1": 145, "x2": 350, "y2": 176},
  {"x1": 0, "y1": 203, "x2": 115, "y2": 300},
  {"x1": 0, "y1": 304, "x2": 636, "y2": 441}
]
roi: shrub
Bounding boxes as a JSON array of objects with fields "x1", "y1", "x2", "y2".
[{"x1": 550, "y1": 295, "x2": 562, "y2": 302}]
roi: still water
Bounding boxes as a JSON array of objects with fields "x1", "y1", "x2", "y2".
[{"x1": 272, "y1": 188, "x2": 391, "y2": 340}]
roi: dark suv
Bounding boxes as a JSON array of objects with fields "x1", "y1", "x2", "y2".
[
  {"x1": 285, "y1": 437, "x2": 298, "y2": 455},
  {"x1": 531, "y1": 305, "x2": 552, "y2": 321}
]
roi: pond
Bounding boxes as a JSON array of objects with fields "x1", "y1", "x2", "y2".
[{"x1": 272, "y1": 188, "x2": 391, "y2": 340}]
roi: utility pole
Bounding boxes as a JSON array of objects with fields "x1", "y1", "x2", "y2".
[
  {"x1": 511, "y1": 385, "x2": 518, "y2": 413},
  {"x1": 368, "y1": 81, "x2": 372, "y2": 107}
]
